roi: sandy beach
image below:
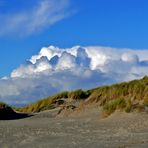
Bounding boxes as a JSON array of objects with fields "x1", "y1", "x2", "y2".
[{"x1": 0, "y1": 107, "x2": 148, "y2": 148}]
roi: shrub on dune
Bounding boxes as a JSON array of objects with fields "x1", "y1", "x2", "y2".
[{"x1": 0, "y1": 102, "x2": 15, "y2": 119}]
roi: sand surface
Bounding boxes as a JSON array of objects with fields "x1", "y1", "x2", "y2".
[{"x1": 0, "y1": 107, "x2": 148, "y2": 148}]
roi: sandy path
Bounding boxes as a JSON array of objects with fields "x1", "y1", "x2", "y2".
[{"x1": 0, "y1": 108, "x2": 148, "y2": 148}]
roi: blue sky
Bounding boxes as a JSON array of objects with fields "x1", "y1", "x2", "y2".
[
  {"x1": 0, "y1": 0, "x2": 148, "y2": 105},
  {"x1": 0, "y1": 0, "x2": 148, "y2": 76}
]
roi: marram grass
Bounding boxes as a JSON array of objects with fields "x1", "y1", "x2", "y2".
[{"x1": 14, "y1": 76, "x2": 148, "y2": 116}]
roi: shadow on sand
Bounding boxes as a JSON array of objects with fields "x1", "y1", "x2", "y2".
[{"x1": 0, "y1": 112, "x2": 33, "y2": 120}]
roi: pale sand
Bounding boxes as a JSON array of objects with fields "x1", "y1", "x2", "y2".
[{"x1": 0, "y1": 107, "x2": 148, "y2": 148}]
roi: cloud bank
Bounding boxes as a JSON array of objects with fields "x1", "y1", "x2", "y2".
[
  {"x1": 0, "y1": 0, "x2": 71, "y2": 36},
  {"x1": 0, "y1": 45, "x2": 148, "y2": 106}
]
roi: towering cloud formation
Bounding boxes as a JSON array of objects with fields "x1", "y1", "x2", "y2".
[{"x1": 1, "y1": 45, "x2": 148, "y2": 106}]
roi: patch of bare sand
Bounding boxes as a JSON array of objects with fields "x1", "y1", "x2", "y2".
[{"x1": 0, "y1": 106, "x2": 148, "y2": 148}]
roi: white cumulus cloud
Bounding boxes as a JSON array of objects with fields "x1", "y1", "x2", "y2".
[{"x1": 0, "y1": 45, "x2": 148, "y2": 106}]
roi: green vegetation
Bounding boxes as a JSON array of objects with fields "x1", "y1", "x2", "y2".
[
  {"x1": 17, "y1": 91, "x2": 69, "y2": 113},
  {"x1": 102, "y1": 98, "x2": 128, "y2": 117},
  {"x1": 87, "y1": 76, "x2": 148, "y2": 116},
  {"x1": 15, "y1": 76, "x2": 148, "y2": 116},
  {"x1": 0, "y1": 102, "x2": 14, "y2": 118},
  {"x1": 18, "y1": 90, "x2": 91, "y2": 113},
  {"x1": 68, "y1": 89, "x2": 89, "y2": 100},
  {"x1": 0, "y1": 102, "x2": 13, "y2": 111}
]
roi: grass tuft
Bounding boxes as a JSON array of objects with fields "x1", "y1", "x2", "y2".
[
  {"x1": 68, "y1": 89, "x2": 89, "y2": 100},
  {"x1": 103, "y1": 98, "x2": 126, "y2": 116}
]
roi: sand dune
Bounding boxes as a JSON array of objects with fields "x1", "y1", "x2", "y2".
[{"x1": 0, "y1": 107, "x2": 148, "y2": 148}]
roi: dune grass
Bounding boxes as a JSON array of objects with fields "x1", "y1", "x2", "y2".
[
  {"x1": 0, "y1": 102, "x2": 13, "y2": 111},
  {"x1": 68, "y1": 89, "x2": 90, "y2": 100},
  {"x1": 87, "y1": 76, "x2": 148, "y2": 116},
  {"x1": 0, "y1": 102, "x2": 15, "y2": 118},
  {"x1": 16, "y1": 76, "x2": 148, "y2": 115},
  {"x1": 103, "y1": 98, "x2": 126, "y2": 115},
  {"x1": 17, "y1": 91, "x2": 69, "y2": 113},
  {"x1": 17, "y1": 90, "x2": 91, "y2": 113}
]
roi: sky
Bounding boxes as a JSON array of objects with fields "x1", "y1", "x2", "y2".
[
  {"x1": 0, "y1": 0, "x2": 148, "y2": 76},
  {"x1": 0, "y1": 0, "x2": 148, "y2": 106}
]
